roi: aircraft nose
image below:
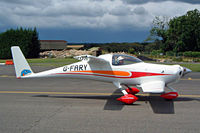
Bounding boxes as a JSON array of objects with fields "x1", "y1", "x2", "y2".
[
  {"x1": 174, "y1": 65, "x2": 192, "y2": 78},
  {"x1": 179, "y1": 66, "x2": 192, "y2": 77},
  {"x1": 183, "y1": 67, "x2": 192, "y2": 75}
]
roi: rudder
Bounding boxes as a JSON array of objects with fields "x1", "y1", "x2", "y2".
[{"x1": 11, "y1": 46, "x2": 33, "y2": 78}]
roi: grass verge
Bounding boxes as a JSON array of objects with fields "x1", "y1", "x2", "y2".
[
  {"x1": 179, "y1": 64, "x2": 200, "y2": 72},
  {"x1": 0, "y1": 58, "x2": 200, "y2": 72},
  {"x1": 0, "y1": 58, "x2": 78, "y2": 67},
  {"x1": 28, "y1": 58, "x2": 79, "y2": 67}
]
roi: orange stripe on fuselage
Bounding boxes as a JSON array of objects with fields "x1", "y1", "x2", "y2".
[{"x1": 70, "y1": 70, "x2": 131, "y2": 77}]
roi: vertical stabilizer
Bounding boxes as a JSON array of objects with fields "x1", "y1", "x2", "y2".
[{"x1": 11, "y1": 46, "x2": 33, "y2": 78}]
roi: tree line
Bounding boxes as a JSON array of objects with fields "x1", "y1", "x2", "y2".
[
  {"x1": 81, "y1": 42, "x2": 145, "y2": 54},
  {"x1": 0, "y1": 27, "x2": 40, "y2": 59},
  {"x1": 0, "y1": 9, "x2": 199, "y2": 59},
  {"x1": 82, "y1": 9, "x2": 200, "y2": 57},
  {"x1": 147, "y1": 9, "x2": 200, "y2": 53}
]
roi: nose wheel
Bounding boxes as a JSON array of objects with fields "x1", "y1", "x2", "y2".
[{"x1": 160, "y1": 92, "x2": 178, "y2": 100}]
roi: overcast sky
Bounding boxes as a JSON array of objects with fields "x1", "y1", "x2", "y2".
[{"x1": 0, "y1": 0, "x2": 200, "y2": 43}]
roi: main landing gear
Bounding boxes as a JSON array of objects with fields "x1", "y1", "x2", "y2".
[
  {"x1": 113, "y1": 82, "x2": 139, "y2": 104},
  {"x1": 160, "y1": 86, "x2": 178, "y2": 100},
  {"x1": 117, "y1": 94, "x2": 138, "y2": 104},
  {"x1": 114, "y1": 82, "x2": 179, "y2": 104}
]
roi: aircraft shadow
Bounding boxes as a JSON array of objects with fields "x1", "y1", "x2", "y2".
[
  {"x1": 139, "y1": 95, "x2": 175, "y2": 114},
  {"x1": 138, "y1": 95, "x2": 200, "y2": 114},
  {"x1": 32, "y1": 91, "x2": 200, "y2": 114},
  {"x1": 103, "y1": 90, "x2": 126, "y2": 111},
  {"x1": 33, "y1": 90, "x2": 126, "y2": 111}
]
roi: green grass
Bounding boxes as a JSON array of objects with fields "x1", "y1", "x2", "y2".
[
  {"x1": 0, "y1": 58, "x2": 78, "y2": 67},
  {"x1": 0, "y1": 59, "x2": 6, "y2": 63},
  {"x1": 27, "y1": 58, "x2": 78, "y2": 67},
  {"x1": 27, "y1": 58, "x2": 78, "y2": 64},
  {"x1": 150, "y1": 62, "x2": 200, "y2": 72},
  {"x1": 179, "y1": 64, "x2": 200, "y2": 72},
  {"x1": 0, "y1": 58, "x2": 200, "y2": 72}
]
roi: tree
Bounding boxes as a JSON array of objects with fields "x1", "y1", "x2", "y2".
[
  {"x1": 146, "y1": 16, "x2": 170, "y2": 50},
  {"x1": 28, "y1": 27, "x2": 40, "y2": 58},
  {"x1": 147, "y1": 9, "x2": 200, "y2": 53},
  {"x1": 167, "y1": 9, "x2": 200, "y2": 52},
  {"x1": 0, "y1": 27, "x2": 40, "y2": 59}
]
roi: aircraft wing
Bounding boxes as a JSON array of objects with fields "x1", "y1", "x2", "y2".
[
  {"x1": 74, "y1": 55, "x2": 110, "y2": 65},
  {"x1": 139, "y1": 81, "x2": 165, "y2": 93}
]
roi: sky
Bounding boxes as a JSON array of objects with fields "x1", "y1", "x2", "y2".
[{"x1": 0, "y1": 0, "x2": 200, "y2": 43}]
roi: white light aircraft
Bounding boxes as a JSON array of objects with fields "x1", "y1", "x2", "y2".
[{"x1": 11, "y1": 46, "x2": 191, "y2": 104}]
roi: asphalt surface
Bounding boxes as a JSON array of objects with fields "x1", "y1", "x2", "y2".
[{"x1": 0, "y1": 65, "x2": 200, "y2": 133}]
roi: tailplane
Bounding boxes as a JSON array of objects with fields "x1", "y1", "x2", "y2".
[{"x1": 11, "y1": 46, "x2": 34, "y2": 78}]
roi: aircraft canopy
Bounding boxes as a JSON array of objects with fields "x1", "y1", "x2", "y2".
[{"x1": 112, "y1": 54, "x2": 142, "y2": 66}]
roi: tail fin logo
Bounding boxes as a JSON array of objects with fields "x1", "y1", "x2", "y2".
[{"x1": 21, "y1": 69, "x2": 32, "y2": 76}]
